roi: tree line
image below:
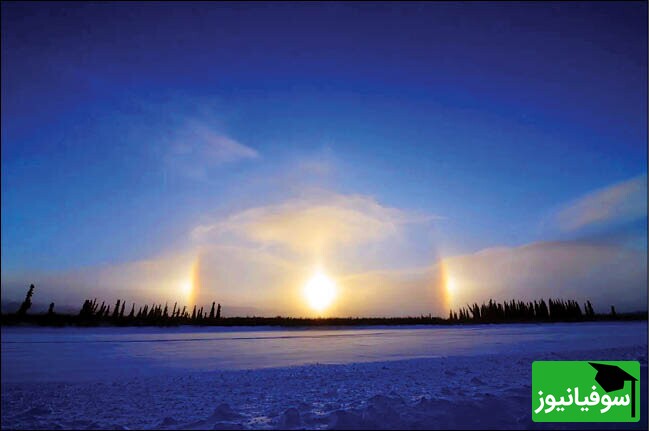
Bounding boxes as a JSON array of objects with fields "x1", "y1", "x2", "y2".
[
  {"x1": 5, "y1": 284, "x2": 223, "y2": 326},
  {"x1": 448, "y1": 298, "x2": 604, "y2": 323},
  {"x1": 78, "y1": 297, "x2": 222, "y2": 324},
  {"x1": 1, "y1": 284, "x2": 644, "y2": 327}
]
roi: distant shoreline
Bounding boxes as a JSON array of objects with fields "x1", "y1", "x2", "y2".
[{"x1": 1, "y1": 312, "x2": 646, "y2": 328}]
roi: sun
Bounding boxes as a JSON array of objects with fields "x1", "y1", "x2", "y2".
[{"x1": 304, "y1": 270, "x2": 337, "y2": 312}]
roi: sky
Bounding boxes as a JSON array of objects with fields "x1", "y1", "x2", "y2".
[{"x1": 1, "y1": 1, "x2": 647, "y2": 316}]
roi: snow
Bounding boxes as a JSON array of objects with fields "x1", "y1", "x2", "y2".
[{"x1": 1, "y1": 322, "x2": 647, "y2": 429}]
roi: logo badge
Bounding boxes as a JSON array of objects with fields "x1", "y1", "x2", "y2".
[{"x1": 532, "y1": 361, "x2": 640, "y2": 422}]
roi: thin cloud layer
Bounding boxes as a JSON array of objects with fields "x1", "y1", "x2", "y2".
[
  {"x1": 0, "y1": 251, "x2": 197, "y2": 309},
  {"x1": 193, "y1": 192, "x2": 436, "y2": 256},
  {"x1": 442, "y1": 240, "x2": 647, "y2": 313},
  {"x1": 2, "y1": 187, "x2": 645, "y2": 316},
  {"x1": 4, "y1": 237, "x2": 645, "y2": 317},
  {"x1": 165, "y1": 120, "x2": 259, "y2": 179},
  {"x1": 556, "y1": 175, "x2": 647, "y2": 231}
]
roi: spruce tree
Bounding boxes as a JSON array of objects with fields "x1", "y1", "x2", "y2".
[{"x1": 17, "y1": 284, "x2": 35, "y2": 315}]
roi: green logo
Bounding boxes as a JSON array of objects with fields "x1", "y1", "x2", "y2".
[{"x1": 532, "y1": 361, "x2": 640, "y2": 422}]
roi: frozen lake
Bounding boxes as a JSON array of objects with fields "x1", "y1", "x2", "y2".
[{"x1": 2, "y1": 321, "x2": 646, "y2": 383}]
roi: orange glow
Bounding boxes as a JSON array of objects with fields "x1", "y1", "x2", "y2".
[{"x1": 183, "y1": 256, "x2": 200, "y2": 306}]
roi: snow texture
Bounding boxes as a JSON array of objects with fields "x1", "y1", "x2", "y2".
[{"x1": 1, "y1": 322, "x2": 647, "y2": 430}]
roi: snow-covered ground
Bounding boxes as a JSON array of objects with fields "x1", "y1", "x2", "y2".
[{"x1": 1, "y1": 322, "x2": 647, "y2": 429}]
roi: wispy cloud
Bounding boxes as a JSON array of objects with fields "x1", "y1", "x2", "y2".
[
  {"x1": 165, "y1": 120, "x2": 258, "y2": 179},
  {"x1": 555, "y1": 175, "x2": 647, "y2": 231},
  {"x1": 192, "y1": 191, "x2": 438, "y2": 256}
]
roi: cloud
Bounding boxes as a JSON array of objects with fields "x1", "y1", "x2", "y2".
[
  {"x1": 4, "y1": 237, "x2": 645, "y2": 317},
  {"x1": 336, "y1": 266, "x2": 446, "y2": 317},
  {"x1": 5, "y1": 175, "x2": 643, "y2": 317},
  {"x1": 1, "y1": 192, "x2": 441, "y2": 316},
  {"x1": 192, "y1": 192, "x2": 437, "y2": 256},
  {"x1": 556, "y1": 175, "x2": 647, "y2": 231},
  {"x1": 442, "y1": 240, "x2": 647, "y2": 313},
  {"x1": 0, "y1": 250, "x2": 197, "y2": 308},
  {"x1": 165, "y1": 120, "x2": 258, "y2": 179}
]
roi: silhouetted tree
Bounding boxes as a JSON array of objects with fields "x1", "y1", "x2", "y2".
[
  {"x1": 17, "y1": 284, "x2": 35, "y2": 315},
  {"x1": 209, "y1": 302, "x2": 216, "y2": 319},
  {"x1": 47, "y1": 302, "x2": 55, "y2": 315},
  {"x1": 216, "y1": 303, "x2": 221, "y2": 319},
  {"x1": 79, "y1": 299, "x2": 92, "y2": 317},
  {"x1": 449, "y1": 297, "x2": 588, "y2": 324}
]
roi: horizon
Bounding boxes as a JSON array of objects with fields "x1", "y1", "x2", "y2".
[
  {"x1": 2, "y1": 286, "x2": 648, "y2": 319},
  {"x1": 1, "y1": 2, "x2": 647, "y2": 317}
]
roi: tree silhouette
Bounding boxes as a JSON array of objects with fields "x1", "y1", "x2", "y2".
[
  {"x1": 450, "y1": 297, "x2": 591, "y2": 323},
  {"x1": 112, "y1": 300, "x2": 121, "y2": 319},
  {"x1": 17, "y1": 284, "x2": 35, "y2": 315},
  {"x1": 583, "y1": 300, "x2": 595, "y2": 319}
]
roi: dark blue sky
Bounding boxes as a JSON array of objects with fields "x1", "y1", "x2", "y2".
[{"x1": 1, "y1": 2, "x2": 646, "y2": 311}]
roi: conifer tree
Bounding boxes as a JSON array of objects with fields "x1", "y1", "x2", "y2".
[{"x1": 17, "y1": 284, "x2": 35, "y2": 315}]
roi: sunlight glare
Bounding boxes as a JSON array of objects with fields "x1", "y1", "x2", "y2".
[
  {"x1": 447, "y1": 276, "x2": 457, "y2": 295},
  {"x1": 181, "y1": 280, "x2": 192, "y2": 296},
  {"x1": 304, "y1": 270, "x2": 337, "y2": 312}
]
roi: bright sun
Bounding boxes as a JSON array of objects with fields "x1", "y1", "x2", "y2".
[{"x1": 304, "y1": 270, "x2": 337, "y2": 312}]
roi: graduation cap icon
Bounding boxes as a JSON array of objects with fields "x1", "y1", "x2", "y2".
[{"x1": 589, "y1": 362, "x2": 638, "y2": 418}]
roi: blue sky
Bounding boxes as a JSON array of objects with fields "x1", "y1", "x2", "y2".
[{"x1": 1, "y1": 2, "x2": 646, "y2": 315}]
